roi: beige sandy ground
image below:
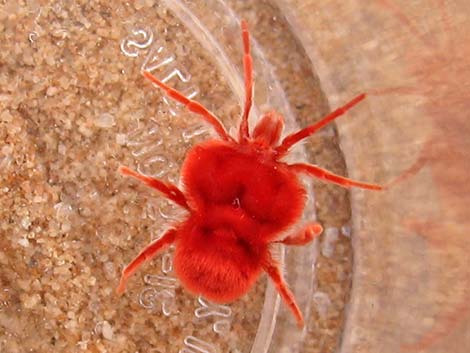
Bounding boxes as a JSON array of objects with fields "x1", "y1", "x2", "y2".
[{"x1": 0, "y1": 1, "x2": 357, "y2": 352}]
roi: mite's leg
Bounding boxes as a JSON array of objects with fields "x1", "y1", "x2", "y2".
[
  {"x1": 142, "y1": 71, "x2": 233, "y2": 142},
  {"x1": 120, "y1": 166, "x2": 190, "y2": 210},
  {"x1": 290, "y1": 163, "x2": 383, "y2": 191},
  {"x1": 263, "y1": 257, "x2": 304, "y2": 328},
  {"x1": 238, "y1": 19, "x2": 253, "y2": 143},
  {"x1": 275, "y1": 94, "x2": 366, "y2": 156},
  {"x1": 276, "y1": 222, "x2": 323, "y2": 246},
  {"x1": 117, "y1": 229, "x2": 177, "y2": 294}
]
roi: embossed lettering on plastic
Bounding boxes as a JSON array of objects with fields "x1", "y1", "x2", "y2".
[
  {"x1": 179, "y1": 335, "x2": 217, "y2": 353},
  {"x1": 141, "y1": 42, "x2": 199, "y2": 116},
  {"x1": 138, "y1": 244, "x2": 178, "y2": 316},
  {"x1": 120, "y1": 27, "x2": 201, "y2": 177},
  {"x1": 121, "y1": 28, "x2": 154, "y2": 57},
  {"x1": 195, "y1": 296, "x2": 232, "y2": 335}
]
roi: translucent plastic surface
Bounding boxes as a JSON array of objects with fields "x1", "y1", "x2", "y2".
[{"x1": 276, "y1": 1, "x2": 470, "y2": 352}]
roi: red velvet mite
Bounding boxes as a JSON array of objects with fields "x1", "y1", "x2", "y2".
[{"x1": 117, "y1": 20, "x2": 383, "y2": 327}]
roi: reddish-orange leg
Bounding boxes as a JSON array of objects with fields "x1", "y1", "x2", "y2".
[
  {"x1": 239, "y1": 19, "x2": 253, "y2": 143},
  {"x1": 276, "y1": 93, "x2": 366, "y2": 157},
  {"x1": 118, "y1": 165, "x2": 188, "y2": 294},
  {"x1": 142, "y1": 71, "x2": 234, "y2": 142},
  {"x1": 268, "y1": 223, "x2": 322, "y2": 327},
  {"x1": 274, "y1": 93, "x2": 383, "y2": 190},
  {"x1": 263, "y1": 258, "x2": 304, "y2": 328},
  {"x1": 117, "y1": 229, "x2": 177, "y2": 294},
  {"x1": 119, "y1": 166, "x2": 190, "y2": 209},
  {"x1": 290, "y1": 163, "x2": 383, "y2": 190},
  {"x1": 276, "y1": 222, "x2": 323, "y2": 245}
]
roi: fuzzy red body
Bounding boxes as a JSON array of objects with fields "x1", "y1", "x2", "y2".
[
  {"x1": 117, "y1": 20, "x2": 383, "y2": 327},
  {"x1": 182, "y1": 140, "x2": 306, "y2": 235},
  {"x1": 174, "y1": 139, "x2": 305, "y2": 302}
]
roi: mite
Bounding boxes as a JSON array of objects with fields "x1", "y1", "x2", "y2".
[{"x1": 117, "y1": 20, "x2": 383, "y2": 327}]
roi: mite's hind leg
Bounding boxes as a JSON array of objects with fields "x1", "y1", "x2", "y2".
[
  {"x1": 290, "y1": 163, "x2": 384, "y2": 191},
  {"x1": 142, "y1": 71, "x2": 233, "y2": 142},
  {"x1": 117, "y1": 229, "x2": 176, "y2": 294},
  {"x1": 276, "y1": 223, "x2": 323, "y2": 246},
  {"x1": 119, "y1": 166, "x2": 189, "y2": 210},
  {"x1": 263, "y1": 257, "x2": 304, "y2": 328}
]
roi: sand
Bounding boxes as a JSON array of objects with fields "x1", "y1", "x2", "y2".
[{"x1": 0, "y1": 1, "x2": 354, "y2": 352}]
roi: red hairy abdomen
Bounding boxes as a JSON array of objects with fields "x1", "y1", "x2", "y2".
[
  {"x1": 181, "y1": 140, "x2": 306, "y2": 237},
  {"x1": 173, "y1": 213, "x2": 267, "y2": 302}
]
